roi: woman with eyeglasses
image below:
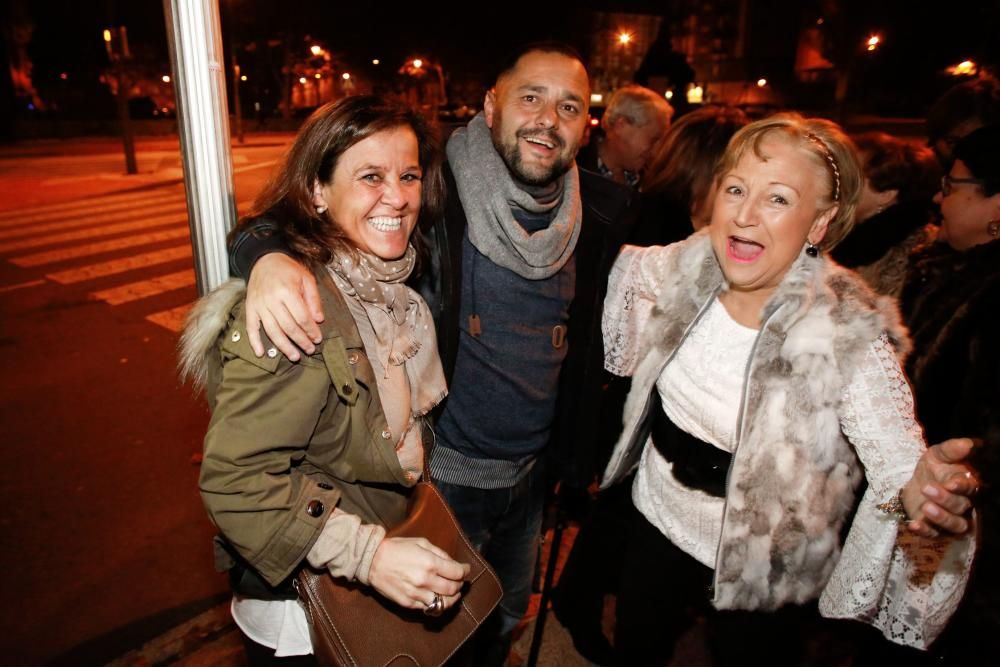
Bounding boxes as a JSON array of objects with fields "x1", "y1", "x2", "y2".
[
  {"x1": 830, "y1": 132, "x2": 941, "y2": 298},
  {"x1": 889, "y1": 123, "x2": 1000, "y2": 665}
]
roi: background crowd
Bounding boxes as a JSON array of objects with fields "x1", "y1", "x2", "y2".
[{"x1": 189, "y1": 43, "x2": 999, "y2": 665}]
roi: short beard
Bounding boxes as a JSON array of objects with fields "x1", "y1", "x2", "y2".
[{"x1": 492, "y1": 128, "x2": 573, "y2": 187}]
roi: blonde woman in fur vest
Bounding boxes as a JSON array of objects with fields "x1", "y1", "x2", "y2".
[
  {"x1": 181, "y1": 97, "x2": 470, "y2": 664},
  {"x1": 600, "y1": 114, "x2": 979, "y2": 666}
]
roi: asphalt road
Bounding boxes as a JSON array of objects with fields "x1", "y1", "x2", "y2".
[{"x1": 0, "y1": 135, "x2": 286, "y2": 665}]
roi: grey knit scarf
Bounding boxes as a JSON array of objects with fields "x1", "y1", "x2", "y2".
[{"x1": 446, "y1": 113, "x2": 582, "y2": 279}]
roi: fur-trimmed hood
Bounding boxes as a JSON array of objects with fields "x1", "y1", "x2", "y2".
[
  {"x1": 178, "y1": 278, "x2": 246, "y2": 392},
  {"x1": 602, "y1": 231, "x2": 910, "y2": 611}
]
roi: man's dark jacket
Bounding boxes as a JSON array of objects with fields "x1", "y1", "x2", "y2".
[{"x1": 229, "y1": 162, "x2": 636, "y2": 489}]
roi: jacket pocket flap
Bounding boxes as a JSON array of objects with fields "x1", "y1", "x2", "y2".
[
  {"x1": 321, "y1": 337, "x2": 359, "y2": 405},
  {"x1": 221, "y1": 324, "x2": 281, "y2": 373}
]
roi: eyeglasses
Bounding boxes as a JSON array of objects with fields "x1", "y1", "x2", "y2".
[{"x1": 941, "y1": 174, "x2": 984, "y2": 196}]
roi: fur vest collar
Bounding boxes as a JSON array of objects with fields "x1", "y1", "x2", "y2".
[{"x1": 603, "y1": 231, "x2": 909, "y2": 610}]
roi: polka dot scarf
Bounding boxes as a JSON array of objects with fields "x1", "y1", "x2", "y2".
[{"x1": 327, "y1": 245, "x2": 447, "y2": 417}]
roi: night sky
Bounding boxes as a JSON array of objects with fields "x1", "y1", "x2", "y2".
[{"x1": 8, "y1": 0, "x2": 1000, "y2": 117}]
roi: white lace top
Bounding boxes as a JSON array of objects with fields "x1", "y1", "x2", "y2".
[
  {"x1": 634, "y1": 298, "x2": 755, "y2": 566},
  {"x1": 605, "y1": 244, "x2": 975, "y2": 649}
]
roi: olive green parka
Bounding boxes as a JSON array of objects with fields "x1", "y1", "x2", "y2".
[{"x1": 181, "y1": 270, "x2": 416, "y2": 587}]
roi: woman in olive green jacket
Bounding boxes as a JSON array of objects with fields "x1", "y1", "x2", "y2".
[{"x1": 181, "y1": 96, "x2": 469, "y2": 662}]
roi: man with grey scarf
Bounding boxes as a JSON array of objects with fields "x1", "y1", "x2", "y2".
[{"x1": 227, "y1": 43, "x2": 635, "y2": 666}]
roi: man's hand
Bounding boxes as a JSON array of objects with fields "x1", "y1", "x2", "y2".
[
  {"x1": 901, "y1": 437, "x2": 980, "y2": 538},
  {"x1": 245, "y1": 254, "x2": 324, "y2": 361}
]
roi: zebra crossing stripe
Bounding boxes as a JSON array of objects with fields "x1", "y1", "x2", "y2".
[
  {"x1": 90, "y1": 269, "x2": 196, "y2": 305},
  {"x1": 0, "y1": 202, "x2": 188, "y2": 241},
  {"x1": 0, "y1": 213, "x2": 187, "y2": 253},
  {"x1": 12, "y1": 227, "x2": 190, "y2": 267},
  {"x1": 0, "y1": 191, "x2": 182, "y2": 227},
  {"x1": 47, "y1": 245, "x2": 191, "y2": 284},
  {"x1": 147, "y1": 303, "x2": 194, "y2": 333},
  {"x1": 0, "y1": 279, "x2": 46, "y2": 293}
]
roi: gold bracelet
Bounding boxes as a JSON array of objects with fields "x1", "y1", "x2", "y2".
[{"x1": 876, "y1": 489, "x2": 909, "y2": 521}]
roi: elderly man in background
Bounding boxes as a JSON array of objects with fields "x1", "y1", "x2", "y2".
[{"x1": 577, "y1": 84, "x2": 673, "y2": 187}]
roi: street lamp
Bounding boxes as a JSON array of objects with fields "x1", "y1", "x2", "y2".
[
  {"x1": 948, "y1": 60, "x2": 978, "y2": 76},
  {"x1": 162, "y1": 75, "x2": 171, "y2": 83},
  {"x1": 372, "y1": 59, "x2": 380, "y2": 65},
  {"x1": 617, "y1": 31, "x2": 632, "y2": 46},
  {"x1": 866, "y1": 34, "x2": 881, "y2": 52},
  {"x1": 756, "y1": 78, "x2": 767, "y2": 87},
  {"x1": 310, "y1": 45, "x2": 324, "y2": 56},
  {"x1": 399, "y1": 57, "x2": 446, "y2": 119},
  {"x1": 103, "y1": 26, "x2": 136, "y2": 174}
]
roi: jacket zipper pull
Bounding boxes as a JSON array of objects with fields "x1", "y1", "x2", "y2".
[{"x1": 469, "y1": 314, "x2": 482, "y2": 337}]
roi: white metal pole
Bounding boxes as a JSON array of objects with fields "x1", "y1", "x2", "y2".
[{"x1": 163, "y1": 0, "x2": 235, "y2": 295}]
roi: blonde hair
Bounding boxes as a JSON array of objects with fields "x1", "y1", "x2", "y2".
[{"x1": 717, "y1": 113, "x2": 862, "y2": 250}]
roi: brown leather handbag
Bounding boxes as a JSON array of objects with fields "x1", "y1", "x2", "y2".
[{"x1": 295, "y1": 478, "x2": 503, "y2": 666}]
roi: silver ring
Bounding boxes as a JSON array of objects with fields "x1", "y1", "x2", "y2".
[{"x1": 423, "y1": 593, "x2": 444, "y2": 617}]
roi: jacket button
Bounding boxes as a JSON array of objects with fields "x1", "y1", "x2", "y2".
[
  {"x1": 342, "y1": 384, "x2": 353, "y2": 395},
  {"x1": 318, "y1": 482, "x2": 333, "y2": 490},
  {"x1": 266, "y1": 347, "x2": 278, "y2": 358},
  {"x1": 231, "y1": 331, "x2": 241, "y2": 343},
  {"x1": 381, "y1": 429, "x2": 392, "y2": 439},
  {"x1": 305, "y1": 500, "x2": 325, "y2": 517},
  {"x1": 347, "y1": 351, "x2": 359, "y2": 365}
]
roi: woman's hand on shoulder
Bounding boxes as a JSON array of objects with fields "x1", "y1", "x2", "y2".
[
  {"x1": 367, "y1": 537, "x2": 472, "y2": 612},
  {"x1": 246, "y1": 254, "x2": 324, "y2": 361},
  {"x1": 901, "y1": 437, "x2": 980, "y2": 537}
]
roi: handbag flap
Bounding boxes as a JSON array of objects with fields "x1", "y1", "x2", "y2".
[{"x1": 297, "y1": 481, "x2": 502, "y2": 666}]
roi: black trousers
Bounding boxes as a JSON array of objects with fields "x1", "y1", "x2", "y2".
[{"x1": 614, "y1": 500, "x2": 818, "y2": 667}]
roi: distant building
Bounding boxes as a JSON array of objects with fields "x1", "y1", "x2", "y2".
[
  {"x1": 587, "y1": 12, "x2": 663, "y2": 104},
  {"x1": 668, "y1": 0, "x2": 796, "y2": 109},
  {"x1": 584, "y1": 2, "x2": 829, "y2": 113}
]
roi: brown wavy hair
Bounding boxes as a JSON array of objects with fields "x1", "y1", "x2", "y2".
[
  {"x1": 642, "y1": 105, "x2": 749, "y2": 217},
  {"x1": 852, "y1": 132, "x2": 941, "y2": 207},
  {"x1": 233, "y1": 95, "x2": 444, "y2": 266}
]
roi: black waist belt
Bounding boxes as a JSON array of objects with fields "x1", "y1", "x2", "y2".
[{"x1": 649, "y1": 394, "x2": 731, "y2": 498}]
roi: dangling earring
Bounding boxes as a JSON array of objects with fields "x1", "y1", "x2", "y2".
[
  {"x1": 316, "y1": 204, "x2": 328, "y2": 215},
  {"x1": 989, "y1": 220, "x2": 1000, "y2": 237},
  {"x1": 805, "y1": 242, "x2": 819, "y2": 257}
]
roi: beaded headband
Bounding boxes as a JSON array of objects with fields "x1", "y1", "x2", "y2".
[{"x1": 804, "y1": 132, "x2": 841, "y2": 202}]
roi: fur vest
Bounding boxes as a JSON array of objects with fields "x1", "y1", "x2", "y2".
[{"x1": 602, "y1": 231, "x2": 910, "y2": 610}]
